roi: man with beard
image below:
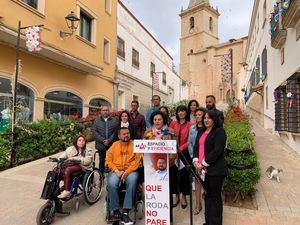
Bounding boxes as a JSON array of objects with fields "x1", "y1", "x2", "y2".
[
  {"x1": 155, "y1": 158, "x2": 168, "y2": 181},
  {"x1": 106, "y1": 127, "x2": 142, "y2": 225},
  {"x1": 205, "y1": 95, "x2": 224, "y2": 126}
]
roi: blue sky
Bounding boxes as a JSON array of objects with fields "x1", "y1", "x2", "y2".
[{"x1": 121, "y1": 0, "x2": 254, "y2": 69}]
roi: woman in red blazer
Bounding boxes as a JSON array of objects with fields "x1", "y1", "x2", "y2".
[{"x1": 169, "y1": 105, "x2": 192, "y2": 209}]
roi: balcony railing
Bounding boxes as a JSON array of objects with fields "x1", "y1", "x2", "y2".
[
  {"x1": 282, "y1": 0, "x2": 300, "y2": 28},
  {"x1": 270, "y1": 15, "x2": 287, "y2": 49}
]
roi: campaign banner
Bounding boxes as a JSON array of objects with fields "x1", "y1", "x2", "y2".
[
  {"x1": 134, "y1": 140, "x2": 177, "y2": 154},
  {"x1": 144, "y1": 153, "x2": 170, "y2": 225},
  {"x1": 134, "y1": 140, "x2": 177, "y2": 225}
]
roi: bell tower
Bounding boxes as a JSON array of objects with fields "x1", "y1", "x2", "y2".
[{"x1": 179, "y1": 0, "x2": 220, "y2": 82}]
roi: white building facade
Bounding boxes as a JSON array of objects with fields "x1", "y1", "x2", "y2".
[
  {"x1": 245, "y1": 0, "x2": 300, "y2": 153},
  {"x1": 116, "y1": 0, "x2": 186, "y2": 114}
]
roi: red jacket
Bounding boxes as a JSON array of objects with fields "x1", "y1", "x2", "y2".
[{"x1": 169, "y1": 120, "x2": 191, "y2": 152}]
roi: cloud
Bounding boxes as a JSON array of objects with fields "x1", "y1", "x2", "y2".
[{"x1": 121, "y1": 0, "x2": 254, "y2": 69}]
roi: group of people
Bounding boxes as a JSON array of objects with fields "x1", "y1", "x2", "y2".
[{"x1": 58, "y1": 94, "x2": 227, "y2": 225}]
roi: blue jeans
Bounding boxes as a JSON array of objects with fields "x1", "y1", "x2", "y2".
[{"x1": 108, "y1": 171, "x2": 138, "y2": 211}]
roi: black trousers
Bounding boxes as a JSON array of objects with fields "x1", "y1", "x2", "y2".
[{"x1": 202, "y1": 175, "x2": 225, "y2": 225}]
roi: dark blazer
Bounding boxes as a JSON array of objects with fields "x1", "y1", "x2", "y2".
[
  {"x1": 193, "y1": 127, "x2": 227, "y2": 176},
  {"x1": 92, "y1": 116, "x2": 119, "y2": 151},
  {"x1": 214, "y1": 108, "x2": 224, "y2": 127}
]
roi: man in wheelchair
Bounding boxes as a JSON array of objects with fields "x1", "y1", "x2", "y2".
[{"x1": 105, "y1": 127, "x2": 142, "y2": 225}]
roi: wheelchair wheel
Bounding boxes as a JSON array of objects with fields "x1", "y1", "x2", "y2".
[
  {"x1": 83, "y1": 169, "x2": 103, "y2": 205},
  {"x1": 36, "y1": 200, "x2": 55, "y2": 225},
  {"x1": 136, "y1": 201, "x2": 144, "y2": 220}
]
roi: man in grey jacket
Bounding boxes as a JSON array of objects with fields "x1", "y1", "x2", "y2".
[{"x1": 93, "y1": 105, "x2": 119, "y2": 175}]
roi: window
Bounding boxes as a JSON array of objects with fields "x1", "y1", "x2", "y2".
[
  {"x1": 80, "y1": 11, "x2": 92, "y2": 42},
  {"x1": 262, "y1": 47, "x2": 268, "y2": 79},
  {"x1": 209, "y1": 17, "x2": 213, "y2": 32},
  {"x1": 0, "y1": 77, "x2": 34, "y2": 125},
  {"x1": 263, "y1": 0, "x2": 267, "y2": 27},
  {"x1": 133, "y1": 95, "x2": 139, "y2": 101},
  {"x1": 150, "y1": 62, "x2": 155, "y2": 77},
  {"x1": 117, "y1": 37, "x2": 125, "y2": 59},
  {"x1": 21, "y1": 0, "x2": 38, "y2": 9},
  {"x1": 256, "y1": 56, "x2": 260, "y2": 84},
  {"x1": 132, "y1": 49, "x2": 139, "y2": 68},
  {"x1": 281, "y1": 48, "x2": 285, "y2": 65},
  {"x1": 275, "y1": 86, "x2": 288, "y2": 131},
  {"x1": 104, "y1": 39, "x2": 110, "y2": 63},
  {"x1": 105, "y1": 0, "x2": 111, "y2": 14},
  {"x1": 275, "y1": 73, "x2": 300, "y2": 133},
  {"x1": 265, "y1": 86, "x2": 268, "y2": 109},
  {"x1": 162, "y1": 72, "x2": 166, "y2": 85},
  {"x1": 190, "y1": 17, "x2": 195, "y2": 29},
  {"x1": 286, "y1": 74, "x2": 300, "y2": 133}
]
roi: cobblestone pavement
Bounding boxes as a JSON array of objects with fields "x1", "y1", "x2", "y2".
[{"x1": 0, "y1": 121, "x2": 300, "y2": 225}]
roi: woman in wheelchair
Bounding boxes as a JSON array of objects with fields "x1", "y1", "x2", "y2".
[
  {"x1": 105, "y1": 127, "x2": 142, "y2": 225},
  {"x1": 57, "y1": 135, "x2": 93, "y2": 199}
]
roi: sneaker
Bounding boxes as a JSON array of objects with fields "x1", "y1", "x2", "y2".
[
  {"x1": 121, "y1": 212, "x2": 134, "y2": 225},
  {"x1": 109, "y1": 210, "x2": 121, "y2": 222},
  {"x1": 57, "y1": 190, "x2": 71, "y2": 199}
]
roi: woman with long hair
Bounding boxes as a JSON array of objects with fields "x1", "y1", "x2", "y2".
[
  {"x1": 159, "y1": 106, "x2": 171, "y2": 126},
  {"x1": 188, "y1": 107, "x2": 206, "y2": 215},
  {"x1": 118, "y1": 110, "x2": 134, "y2": 139},
  {"x1": 169, "y1": 105, "x2": 192, "y2": 209},
  {"x1": 57, "y1": 135, "x2": 93, "y2": 199},
  {"x1": 188, "y1": 99, "x2": 200, "y2": 124},
  {"x1": 193, "y1": 110, "x2": 227, "y2": 225}
]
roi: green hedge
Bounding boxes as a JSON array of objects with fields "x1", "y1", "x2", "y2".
[
  {"x1": 223, "y1": 110, "x2": 261, "y2": 198},
  {"x1": 0, "y1": 120, "x2": 86, "y2": 169}
]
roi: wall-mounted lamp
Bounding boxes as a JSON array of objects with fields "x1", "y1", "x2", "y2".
[{"x1": 59, "y1": 11, "x2": 80, "y2": 38}]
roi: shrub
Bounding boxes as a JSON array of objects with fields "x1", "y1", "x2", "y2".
[
  {"x1": 223, "y1": 106, "x2": 261, "y2": 198},
  {"x1": 167, "y1": 99, "x2": 189, "y2": 117},
  {"x1": 0, "y1": 120, "x2": 86, "y2": 169}
]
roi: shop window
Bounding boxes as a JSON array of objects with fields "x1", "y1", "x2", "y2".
[
  {"x1": 0, "y1": 77, "x2": 34, "y2": 126},
  {"x1": 89, "y1": 98, "x2": 111, "y2": 115},
  {"x1": 44, "y1": 91, "x2": 82, "y2": 120}
]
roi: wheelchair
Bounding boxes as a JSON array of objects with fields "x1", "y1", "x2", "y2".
[
  {"x1": 36, "y1": 152, "x2": 103, "y2": 225},
  {"x1": 104, "y1": 171, "x2": 144, "y2": 224}
]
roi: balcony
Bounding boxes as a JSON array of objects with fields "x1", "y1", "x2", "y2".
[
  {"x1": 270, "y1": 17, "x2": 287, "y2": 49},
  {"x1": 282, "y1": 0, "x2": 300, "y2": 28}
]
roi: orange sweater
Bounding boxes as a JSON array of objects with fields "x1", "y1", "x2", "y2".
[{"x1": 105, "y1": 140, "x2": 142, "y2": 174}]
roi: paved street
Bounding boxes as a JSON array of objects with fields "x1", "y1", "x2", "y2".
[{"x1": 0, "y1": 121, "x2": 300, "y2": 225}]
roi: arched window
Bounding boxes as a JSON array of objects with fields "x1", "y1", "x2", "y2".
[
  {"x1": 209, "y1": 17, "x2": 213, "y2": 32},
  {"x1": 0, "y1": 77, "x2": 34, "y2": 126},
  {"x1": 44, "y1": 91, "x2": 82, "y2": 120},
  {"x1": 190, "y1": 17, "x2": 195, "y2": 29},
  {"x1": 89, "y1": 98, "x2": 111, "y2": 115}
]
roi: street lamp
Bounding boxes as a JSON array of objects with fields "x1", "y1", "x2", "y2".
[
  {"x1": 11, "y1": 21, "x2": 44, "y2": 167},
  {"x1": 59, "y1": 11, "x2": 80, "y2": 38}
]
